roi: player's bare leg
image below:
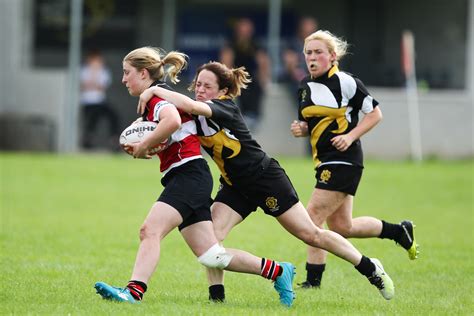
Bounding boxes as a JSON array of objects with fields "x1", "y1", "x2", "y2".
[
  {"x1": 277, "y1": 201, "x2": 362, "y2": 264},
  {"x1": 277, "y1": 201, "x2": 394, "y2": 299},
  {"x1": 95, "y1": 202, "x2": 182, "y2": 303},
  {"x1": 181, "y1": 219, "x2": 296, "y2": 307},
  {"x1": 205, "y1": 202, "x2": 243, "y2": 301},
  {"x1": 302, "y1": 191, "x2": 383, "y2": 288}
]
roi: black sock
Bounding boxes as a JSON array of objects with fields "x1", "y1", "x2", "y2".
[
  {"x1": 127, "y1": 280, "x2": 147, "y2": 301},
  {"x1": 306, "y1": 263, "x2": 325, "y2": 286},
  {"x1": 355, "y1": 256, "x2": 375, "y2": 278},
  {"x1": 378, "y1": 220, "x2": 402, "y2": 241},
  {"x1": 209, "y1": 284, "x2": 225, "y2": 302}
]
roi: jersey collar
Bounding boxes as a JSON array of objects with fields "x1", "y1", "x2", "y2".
[
  {"x1": 328, "y1": 65, "x2": 339, "y2": 78},
  {"x1": 151, "y1": 80, "x2": 166, "y2": 88},
  {"x1": 312, "y1": 65, "x2": 339, "y2": 81}
]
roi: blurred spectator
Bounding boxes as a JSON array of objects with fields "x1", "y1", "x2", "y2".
[
  {"x1": 80, "y1": 49, "x2": 120, "y2": 151},
  {"x1": 220, "y1": 17, "x2": 271, "y2": 131},
  {"x1": 282, "y1": 16, "x2": 319, "y2": 99}
]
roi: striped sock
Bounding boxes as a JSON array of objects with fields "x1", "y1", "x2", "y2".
[
  {"x1": 127, "y1": 280, "x2": 147, "y2": 301},
  {"x1": 260, "y1": 258, "x2": 283, "y2": 281}
]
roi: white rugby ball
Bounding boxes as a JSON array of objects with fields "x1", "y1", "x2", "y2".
[{"x1": 119, "y1": 121, "x2": 170, "y2": 155}]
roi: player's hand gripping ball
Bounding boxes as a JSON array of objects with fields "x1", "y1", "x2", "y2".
[{"x1": 119, "y1": 121, "x2": 169, "y2": 156}]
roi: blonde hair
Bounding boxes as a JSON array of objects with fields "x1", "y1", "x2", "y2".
[
  {"x1": 304, "y1": 30, "x2": 348, "y2": 65},
  {"x1": 123, "y1": 47, "x2": 188, "y2": 84},
  {"x1": 188, "y1": 61, "x2": 251, "y2": 99}
]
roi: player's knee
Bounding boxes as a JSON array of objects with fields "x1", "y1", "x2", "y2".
[
  {"x1": 328, "y1": 222, "x2": 352, "y2": 237},
  {"x1": 139, "y1": 224, "x2": 148, "y2": 241},
  {"x1": 307, "y1": 207, "x2": 330, "y2": 227},
  {"x1": 139, "y1": 223, "x2": 158, "y2": 241},
  {"x1": 198, "y1": 243, "x2": 233, "y2": 269}
]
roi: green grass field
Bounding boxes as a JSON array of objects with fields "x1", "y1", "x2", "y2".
[{"x1": 1, "y1": 153, "x2": 473, "y2": 315}]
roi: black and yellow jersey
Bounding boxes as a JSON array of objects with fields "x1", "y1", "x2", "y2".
[
  {"x1": 298, "y1": 65, "x2": 379, "y2": 168},
  {"x1": 194, "y1": 97, "x2": 271, "y2": 186}
]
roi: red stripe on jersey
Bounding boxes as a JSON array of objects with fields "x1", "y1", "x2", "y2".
[
  {"x1": 145, "y1": 97, "x2": 201, "y2": 173},
  {"x1": 146, "y1": 96, "x2": 165, "y2": 122},
  {"x1": 178, "y1": 108, "x2": 194, "y2": 124},
  {"x1": 157, "y1": 135, "x2": 202, "y2": 173}
]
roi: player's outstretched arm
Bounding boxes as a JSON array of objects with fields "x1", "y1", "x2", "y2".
[{"x1": 138, "y1": 86, "x2": 212, "y2": 118}]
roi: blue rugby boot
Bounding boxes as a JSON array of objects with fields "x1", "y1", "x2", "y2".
[
  {"x1": 273, "y1": 262, "x2": 296, "y2": 307},
  {"x1": 95, "y1": 281, "x2": 137, "y2": 303}
]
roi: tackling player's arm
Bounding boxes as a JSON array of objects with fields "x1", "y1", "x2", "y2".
[
  {"x1": 125, "y1": 106, "x2": 181, "y2": 159},
  {"x1": 138, "y1": 86, "x2": 212, "y2": 118}
]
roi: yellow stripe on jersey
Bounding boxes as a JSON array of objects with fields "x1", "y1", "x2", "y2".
[
  {"x1": 301, "y1": 105, "x2": 348, "y2": 167},
  {"x1": 328, "y1": 65, "x2": 339, "y2": 78},
  {"x1": 199, "y1": 130, "x2": 241, "y2": 185}
]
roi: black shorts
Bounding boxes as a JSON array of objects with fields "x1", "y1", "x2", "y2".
[
  {"x1": 158, "y1": 159, "x2": 213, "y2": 230},
  {"x1": 315, "y1": 163, "x2": 363, "y2": 196},
  {"x1": 214, "y1": 158, "x2": 299, "y2": 219}
]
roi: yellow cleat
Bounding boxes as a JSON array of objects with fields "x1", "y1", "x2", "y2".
[{"x1": 399, "y1": 220, "x2": 419, "y2": 260}]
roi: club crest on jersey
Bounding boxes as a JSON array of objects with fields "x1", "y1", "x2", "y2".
[
  {"x1": 319, "y1": 169, "x2": 331, "y2": 184},
  {"x1": 300, "y1": 89, "x2": 307, "y2": 102},
  {"x1": 265, "y1": 197, "x2": 279, "y2": 212}
]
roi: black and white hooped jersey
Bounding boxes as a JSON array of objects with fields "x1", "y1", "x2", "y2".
[
  {"x1": 194, "y1": 97, "x2": 271, "y2": 186},
  {"x1": 298, "y1": 65, "x2": 379, "y2": 168}
]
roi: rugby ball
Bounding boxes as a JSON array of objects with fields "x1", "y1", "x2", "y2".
[{"x1": 119, "y1": 121, "x2": 169, "y2": 155}]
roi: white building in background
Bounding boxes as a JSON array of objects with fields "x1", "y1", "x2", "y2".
[{"x1": 0, "y1": 0, "x2": 472, "y2": 159}]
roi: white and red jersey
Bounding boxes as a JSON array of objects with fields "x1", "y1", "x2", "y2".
[{"x1": 143, "y1": 95, "x2": 202, "y2": 175}]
